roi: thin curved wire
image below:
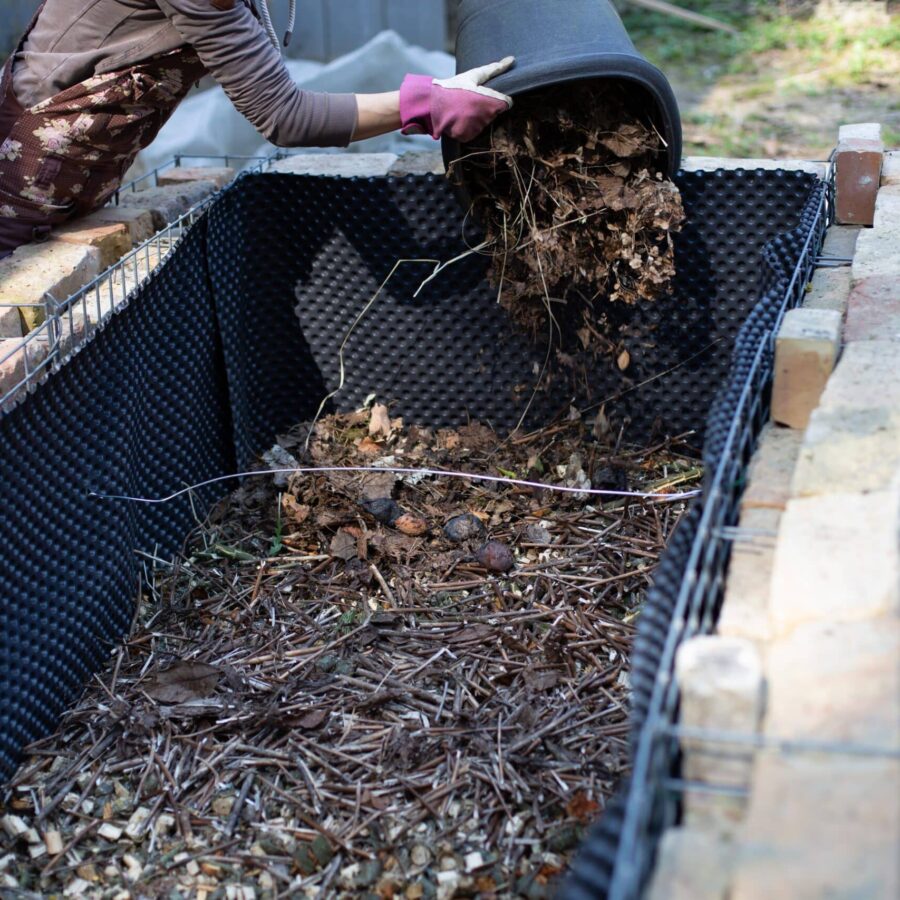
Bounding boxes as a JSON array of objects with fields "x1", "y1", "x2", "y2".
[{"x1": 89, "y1": 465, "x2": 702, "y2": 505}]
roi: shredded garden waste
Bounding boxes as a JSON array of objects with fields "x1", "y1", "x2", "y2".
[
  {"x1": 451, "y1": 81, "x2": 685, "y2": 341},
  {"x1": 1, "y1": 405, "x2": 700, "y2": 899}
]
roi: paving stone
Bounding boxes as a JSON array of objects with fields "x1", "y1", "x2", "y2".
[
  {"x1": 766, "y1": 618, "x2": 900, "y2": 746},
  {"x1": 680, "y1": 157, "x2": 827, "y2": 178},
  {"x1": 0, "y1": 337, "x2": 49, "y2": 411},
  {"x1": 84, "y1": 207, "x2": 155, "y2": 244},
  {"x1": 792, "y1": 341, "x2": 900, "y2": 497},
  {"x1": 0, "y1": 304, "x2": 23, "y2": 339},
  {"x1": 845, "y1": 274, "x2": 900, "y2": 342},
  {"x1": 52, "y1": 222, "x2": 131, "y2": 269},
  {"x1": 805, "y1": 339, "x2": 900, "y2": 409},
  {"x1": 740, "y1": 424, "x2": 803, "y2": 512},
  {"x1": 820, "y1": 224, "x2": 861, "y2": 259},
  {"x1": 769, "y1": 489, "x2": 900, "y2": 636},
  {"x1": 851, "y1": 185, "x2": 900, "y2": 283},
  {"x1": 834, "y1": 124, "x2": 884, "y2": 225},
  {"x1": 883, "y1": 149, "x2": 900, "y2": 185},
  {"x1": 157, "y1": 166, "x2": 235, "y2": 189},
  {"x1": 676, "y1": 636, "x2": 764, "y2": 827},
  {"x1": 731, "y1": 754, "x2": 900, "y2": 900},
  {"x1": 802, "y1": 266, "x2": 850, "y2": 314},
  {"x1": 838, "y1": 123, "x2": 883, "y2": 143},
  {"x1": 717, "y1": 507, "x2": 780, "y2": 646},
  {"x1": 387, "y1": 151, "x2": 446, "y2": 176},
  {"x1": 647, "y1": 827, "x2": 735, "y2": 900},
  {"x1": 119, "y1": 181, "x2": 217, "y2": 231},
  {"x1": 0, "y1": 241, "x2": 100, "y2": 332},
  {"x1": 266, "y1": 153, "x2": 398, "y2": 177},
  {"x1": 771, "y1": 308, "x2": 842, "y2": 430}
]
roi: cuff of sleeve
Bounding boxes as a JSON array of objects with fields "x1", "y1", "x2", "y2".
[
  {"x1": 400, "y1": 74, "x2": 435, "y2": 138},
  {"x1": 327, "y1": 92, "x2": 360, "y2": 147}
]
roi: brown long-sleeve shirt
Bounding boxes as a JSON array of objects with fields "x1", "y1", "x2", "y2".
[{"x1": 10, "y1": 0, "x2": 359, "y2": 147}]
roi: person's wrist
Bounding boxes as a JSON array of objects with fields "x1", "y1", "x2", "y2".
[{"x1": 399, "y1": 74, "x2": 435, "y2": 137}]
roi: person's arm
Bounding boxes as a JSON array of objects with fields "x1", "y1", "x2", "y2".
[
  {"x1": 353, "y1": 92, "x2": 402, "y2": 142},
  {"x1": 158, "y1": 0, "x2": 513, "y2": 148},
  {"x1": 351, "y1": 57, "x2": 516, "y2": 144},
  {"x1": 157, "y1": 0, "x2": 358, "y2": 147}
]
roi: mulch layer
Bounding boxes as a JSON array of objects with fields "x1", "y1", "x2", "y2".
[{"x1": 1, "y1": 407, "x2": 700, "y2": 899}]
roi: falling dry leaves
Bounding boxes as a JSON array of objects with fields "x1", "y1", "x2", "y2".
[{"x1": 452, "y1": 81, "x2": 685, "y2": 343}]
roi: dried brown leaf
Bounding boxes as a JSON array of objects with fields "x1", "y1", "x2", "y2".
[{"x1": 144, "y1": 661, "x2": 221, "y2": 704}]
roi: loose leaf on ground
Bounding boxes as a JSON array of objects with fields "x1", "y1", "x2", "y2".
[{"x1": 144, "y1": 661, "x2": 221, "y2": 704}]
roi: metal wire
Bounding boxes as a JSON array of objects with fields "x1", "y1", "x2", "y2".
[
  {"x1": 89, "y1": 465, "x2": 702, "y2": 505},
  {"x1": 0, "y1": 154, "x2": 281, "y2": 414},
  {"x1": 607, "y1": 167, "x2": 833, "y2": 900}
]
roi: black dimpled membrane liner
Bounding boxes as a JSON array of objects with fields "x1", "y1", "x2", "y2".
[{"x1": 0, "y1": 171, "x2": 822, "y2": 813}]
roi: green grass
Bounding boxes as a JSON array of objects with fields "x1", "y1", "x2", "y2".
[{"x1": 620, "y1": 1, "x2": 899, "y2": 83}]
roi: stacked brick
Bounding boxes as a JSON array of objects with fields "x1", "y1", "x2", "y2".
[
  {"x1": 0, "y1": 168, "x2": 233, "y2": 409},
  {"x1": 650, "y1": 125, "x2": 900, "y2": 899}
]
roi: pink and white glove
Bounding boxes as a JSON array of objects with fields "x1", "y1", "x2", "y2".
[{"x1": 400, "y1": 57, "x2": 516, "y2": 143}]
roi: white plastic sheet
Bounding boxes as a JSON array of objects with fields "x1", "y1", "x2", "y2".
[{"x1": 133, "y1": 31, "x2": 455, "y2": 177}]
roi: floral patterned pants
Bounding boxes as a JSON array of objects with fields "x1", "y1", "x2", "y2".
[{"x1": 0, "y1": 48, "x2": 206, "y2": 259}]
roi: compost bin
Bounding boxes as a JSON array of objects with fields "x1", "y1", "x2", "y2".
[
  {"x1": 445, "y1": 0, "x2": 682, "y2": 176},
  {"x1": 0, "y1": 164, "x2": 826, "y2": 898}
]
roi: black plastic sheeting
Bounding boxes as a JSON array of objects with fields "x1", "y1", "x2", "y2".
[{"x1": 0, "y1": 168, "x2": 821, "y2": 814}]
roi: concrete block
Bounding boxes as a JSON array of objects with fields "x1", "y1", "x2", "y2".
[
  {"x1": 769, "y1": 490, "x2": 900, "y2": 635},
  {"x1": 266, "y1": 153, "x2": 398, "y2": 177},
  {"x1": 806, "y1": 339, "x2": 900, "y2": 409},
  {"x1": 802, "y1": 267, "x2": 850, "y2": 314},
  {"x1": 794, "y1": 404, "x2": 900, "y2": 497},
  {"x1": 845, "y1": 275, "x2": 900, "y2": 342},
  {"x1": 680, "y1": 157, "x2": 827, "y2": 178},
  {"x1": 0, "y1": 241, "x2": 100, "y2": 332},
  {"x1": 771, "y1": 308, "x2": 842, "y2": 429},
  {"x1": 119, "y1": 181, "x2": 217, "y2": 231},
  {"x1": 792, "y1": 342, "x2": 900, "y2": 497},
  {"x1": 676, "y1": 636, "x2": 765, "y2": 827},
  {"x1": 718, "y1": 508, "x2": 779, "y2": 647},
  {"x1": 52, "y1": 221, "x2": 131, "y2": 269},
  {"x1": 851, "y1": 185, "x2": 900, "y2": 282},
  {"x1": 732, "y1": 755, "x2": 900, "y2": 900},
  {"x1": 883, "y1": 149, "x2": 900, "y2": 186},
  {"x1": 766, "y1": 618, "x2": 900, "y2": 746},
  {"x1": 820, "y1": 224, "x2": 861, "y2": 259},
  {"x1": 388, "y1": 151, "x2": 446, "y2": 176},
  {"x1": 0, "y1": 304, "x2": 23, "y2": 339},
  {"x1": 646, "y1": 827, "x2": 735, "y2": 900},
  {"x1": 838, "y1": 123, "x2": 883, "y2": 143},
  {"x1": 834, "y1": 126, "x2": 884, "y2": 225},
  {"x1": 741, "y1": 424, "x2": 803, "y2": 512},
  {"x1": 84, "y1": 207, "x2": 154, "y2": 244},
  {"x1": 0, "y1": 337, "x2": 49, "y2": 410},
  {"x1": 157, "y1": 166, "x2": 235, "y2": 189}
]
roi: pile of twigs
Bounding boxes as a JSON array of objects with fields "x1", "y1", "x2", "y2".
[
  {"x1": 1, "y1": 409, "x2": 700, "y2": 899},
  {"x1": 452, "y1": 81, "x2": 685, "y2": 340}
]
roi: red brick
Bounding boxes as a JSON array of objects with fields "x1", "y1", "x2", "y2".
[
  {"x1": 835, "y1": 139, "x2": 884, "y2": 225},
  {"x1": 845, "y1": 275, "x2": 900, "y2": 342}
]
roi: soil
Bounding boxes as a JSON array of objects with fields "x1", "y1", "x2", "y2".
[
  {"x1": 0, "y1": 407, "x2": 700, "y2": 899},
  {"x1": 451, "y1": 82, "x2": 685, "y2": 341}
]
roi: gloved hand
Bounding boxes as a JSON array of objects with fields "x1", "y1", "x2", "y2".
[{"x1": 400, "y1": 57, "x2": 515, "y2": 143}]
